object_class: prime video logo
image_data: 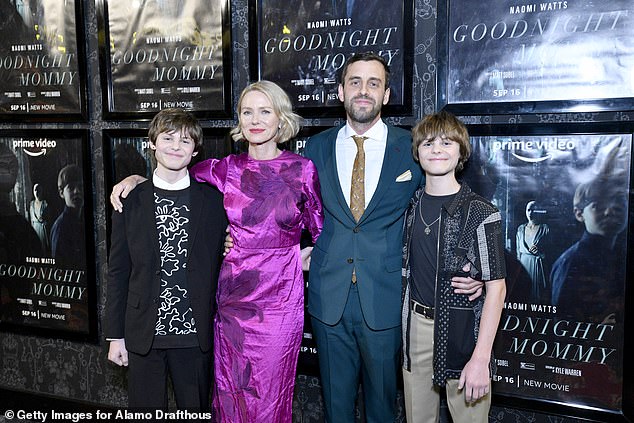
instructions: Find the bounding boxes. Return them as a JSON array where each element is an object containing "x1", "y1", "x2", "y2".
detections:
[
  {"x1": 491, "y1": 137, "x2": 576, "y2": 162},
  {"x1": 12, "y1": 137, "x2": 57, "y2": 157}
]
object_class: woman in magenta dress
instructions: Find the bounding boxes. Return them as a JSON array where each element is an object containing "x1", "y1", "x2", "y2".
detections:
[{"x1": 191, "y1": 81, "x2": 323, "y2": 422}]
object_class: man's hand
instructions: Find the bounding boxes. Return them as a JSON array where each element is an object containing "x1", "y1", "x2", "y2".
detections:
[
  {"x1": 110, "y1": 175, "x2": 147, "y2": 212},
  {"x1": 301, "y1": 246, "x2": 313, "y2": 271},
  {"x1": 458, "y1": 355, "x2": 490, "y2": 402},
  {"x1": 451, "y1": 263, "x2": 484, "y2": 301},
  {"x1": 223, "y1": 226, "x2": 233, "y2": 256},
  {"x1": 108, "y1": 339, "x2": 129, "y2": 367}
]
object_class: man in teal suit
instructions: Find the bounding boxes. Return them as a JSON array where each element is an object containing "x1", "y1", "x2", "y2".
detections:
[
  {"x1": 305, "y1": 52, "x2": 486, "y2": 422},
  {"x1": 304, "y1": 52, "x2": 421, "y2": 422}
]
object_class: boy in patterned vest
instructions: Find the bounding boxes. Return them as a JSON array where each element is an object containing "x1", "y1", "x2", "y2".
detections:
[
  {"x1": 105, "y1": 108, "x2": 226, "y2": 411},
  {"x1": 401, "y1": 111, "x2": 507, "y2": 423}
]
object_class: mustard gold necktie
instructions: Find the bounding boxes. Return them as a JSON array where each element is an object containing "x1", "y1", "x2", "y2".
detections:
[{"x1": 350, "y1": 135, "x2": 368, "y2": 222}]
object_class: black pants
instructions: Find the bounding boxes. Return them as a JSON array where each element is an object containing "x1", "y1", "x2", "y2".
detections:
[{"x1": 128, "y1": 347, "x2": 212, "y2": 411}]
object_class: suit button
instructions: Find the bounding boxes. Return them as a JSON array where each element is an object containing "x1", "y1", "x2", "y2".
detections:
[
  {"x1": 347, "y1": 258, "x2": 353, "y2": 264},
  {"x1": 353, "y1": 227, "x2": 360, "y2": 233}
]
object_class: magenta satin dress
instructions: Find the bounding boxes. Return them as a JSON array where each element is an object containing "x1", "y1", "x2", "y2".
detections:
[{"x1": 190, "y1": 151, "x2": 323, "y2": 423}]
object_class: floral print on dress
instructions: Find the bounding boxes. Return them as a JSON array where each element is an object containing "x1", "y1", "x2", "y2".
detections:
[
  {"x1": 216, "y1": 360, "x2": 261, "y2": 422},
  {"x1": 240, "y1": 161, "x2": 304, "y2": 229},
  {"x1": 216, "y1": 267, "x2": 264, "y2": 352}
]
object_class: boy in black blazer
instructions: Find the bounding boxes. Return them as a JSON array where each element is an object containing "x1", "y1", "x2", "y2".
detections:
[{"x1": 104, "y1": 109, "x2": 226, "y2": 411}]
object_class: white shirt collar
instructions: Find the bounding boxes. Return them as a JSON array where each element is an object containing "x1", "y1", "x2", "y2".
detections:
[
  {"x1": 343, "y1": 119, "x2": 387, "y2": 142},
  {"x1": 152, "y1": 170, "x2": 191, "y2": 190}
]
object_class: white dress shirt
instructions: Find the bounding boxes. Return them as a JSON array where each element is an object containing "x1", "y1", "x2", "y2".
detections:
[{"x1": 336, "y1": 120, "x2": 388, "y2": 208}]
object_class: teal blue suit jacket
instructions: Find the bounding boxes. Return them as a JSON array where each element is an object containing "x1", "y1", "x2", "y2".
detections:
[{"x1": 305, "y1": 124, "x2": 423, "y2": 330}]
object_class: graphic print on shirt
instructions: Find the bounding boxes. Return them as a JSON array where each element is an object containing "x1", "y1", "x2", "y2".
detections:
[{"x1": 154, "y1": 193, "x2": 196, "y2": 336}]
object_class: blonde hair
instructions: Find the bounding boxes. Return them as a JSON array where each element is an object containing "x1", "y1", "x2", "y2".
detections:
[{"x1": 230, "y1": 80, "x2": 302, "y2": 143}]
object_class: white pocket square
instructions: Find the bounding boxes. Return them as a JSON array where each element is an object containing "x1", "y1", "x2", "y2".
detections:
[{"x1": 395, "y1": 170, "x2": 412, "y2": 182}]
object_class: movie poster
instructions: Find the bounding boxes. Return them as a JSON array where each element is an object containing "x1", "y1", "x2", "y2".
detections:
[
  {"x1": 462, "y1": 130, "x2": 631, "y2": 411},
  {"x1": 0, "y1": 0, "x2": 84, "y2": 118},
  {"x1": 254, "y1": 0, "x2": 411, "y2": 113},
  {"x1": 447, "y1": 0, "x2": 634, "y2": 105},
  {"x1": 102, "y1": 0, "x2": 230, "y2": 116},
  {"x1": 0, "y1": 131, "x2": 94, "y2": 337}
]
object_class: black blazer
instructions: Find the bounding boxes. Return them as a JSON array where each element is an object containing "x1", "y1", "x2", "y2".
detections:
[{"x1": 104, "y1": 179, "x2": 226, "y2": 355}]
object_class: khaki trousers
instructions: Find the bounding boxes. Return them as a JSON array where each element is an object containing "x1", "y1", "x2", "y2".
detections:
[{"x1": 403, "y1": 310, "x2": 491, "y2": 423}]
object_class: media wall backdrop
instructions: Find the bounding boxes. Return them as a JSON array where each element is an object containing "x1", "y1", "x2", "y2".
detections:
[
  {"x1": 0, "y1": 130, "x2": 96, "y2": 340},
  {"x1": 0, "y1": 0, "x2": 86, "y2": 120},
  {"x1": 250, "y1": 0, "x2": 413, "y2": 116},
  {"x1": 99, "y1": 0, "x2": 232, "y2": 119},
  {"x1": 463, "y1": 126, "x2": 631, "y2": 413},
  {"x1": 442, "y1": 0, "x2": 634, "y2": 113}
]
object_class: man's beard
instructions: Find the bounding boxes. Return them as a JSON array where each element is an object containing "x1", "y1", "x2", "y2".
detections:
[{"x1": 345, "y1": 96, "x2": 381, "y2": 124}]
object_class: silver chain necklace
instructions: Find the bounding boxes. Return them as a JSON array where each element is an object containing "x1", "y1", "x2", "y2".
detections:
[{"x1": 418, "y1": 198, "x2": 440, "y2": 235}]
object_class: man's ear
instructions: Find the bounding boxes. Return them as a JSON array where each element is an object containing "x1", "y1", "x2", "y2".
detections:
[
  {"x1": 338, "y1": 84, "x2": 344, "y2": 102},
  {"x1": 58, "y1": 187, "x2": 64, "y2": 198},
  {"x1": 573, "y1": 207, "x2": 584, "y2": 223},
  {"x1": 382, "y1": 87, "x2": 391, "y2": 105}
]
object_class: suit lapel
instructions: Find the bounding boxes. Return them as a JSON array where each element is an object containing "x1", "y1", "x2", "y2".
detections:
[
  {"x1": 359, "y1": 128, "x2": 408, "y2": 223},
  {"x1": 323, "y1": 127, "x2": 357, "y2": 223},
  {"x1": 137, "y1": 182, "x2": 161, "y2": 261},
  {"x1": 187, "y1": 179, "x2": 202, "y2": 257}
]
